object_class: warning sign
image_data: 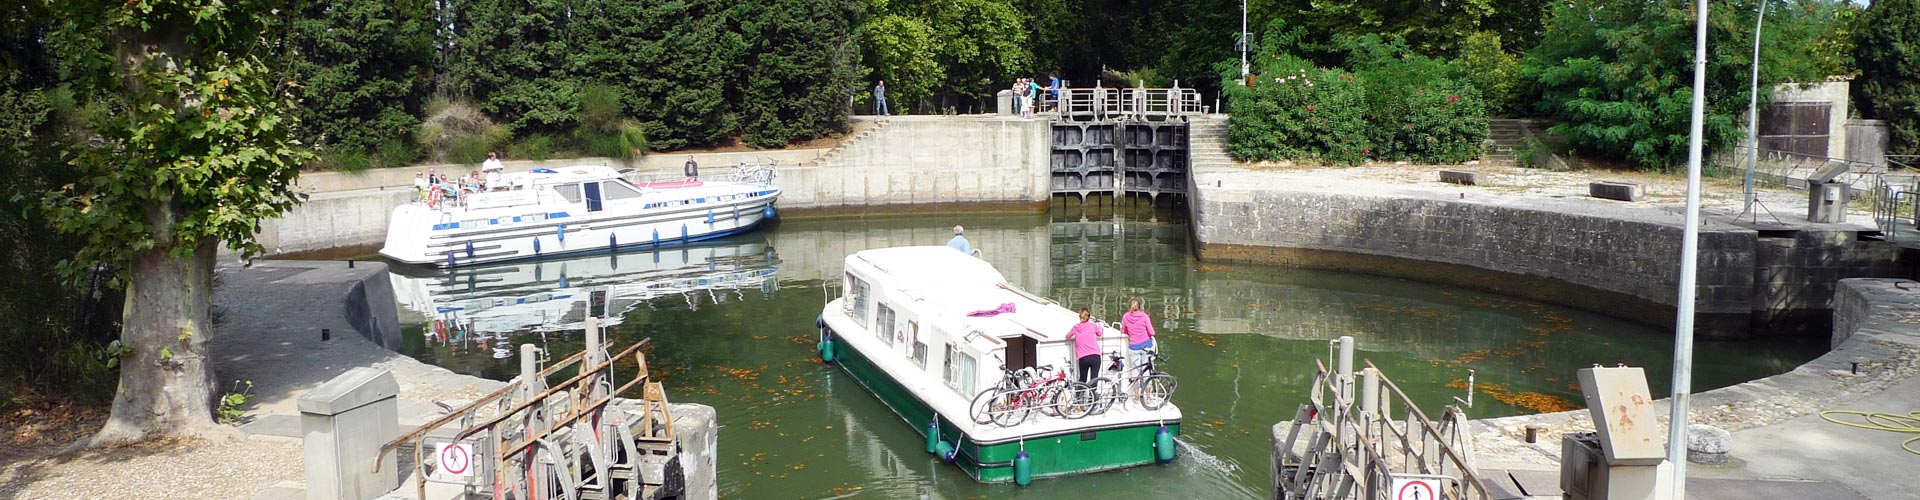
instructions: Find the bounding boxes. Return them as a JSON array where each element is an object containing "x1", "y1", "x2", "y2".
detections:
[
  {"x1": 436, "y1": 442, "x2": 474, "y2": 477},
  {"x1": 1391, "y1": 474, "x2": 1447, "y2": 500}
]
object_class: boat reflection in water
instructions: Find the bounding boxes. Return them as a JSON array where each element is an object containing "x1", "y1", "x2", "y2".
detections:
[{"x1": 390, "y1": 234, "x2": 781, "y2": 359}]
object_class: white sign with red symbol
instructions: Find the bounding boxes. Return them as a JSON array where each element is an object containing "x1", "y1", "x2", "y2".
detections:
[
  {"x1": 1391, "y1": 474, "x2": 1449, "y2": 500},
  {"x1": 436, "y1": 442, "x2": 474, "y2": 477}
]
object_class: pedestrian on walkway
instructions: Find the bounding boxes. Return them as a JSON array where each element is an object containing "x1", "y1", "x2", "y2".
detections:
[
  {"x1": 874, "y1": 80, "x2": 889, "y2": 116},
  {"x1": 1046, "y1": 73, "x2": 1060, "y2": 112}
]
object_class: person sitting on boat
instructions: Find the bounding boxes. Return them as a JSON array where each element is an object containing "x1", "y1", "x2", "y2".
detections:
[
  {"x1": 947, "y1": 225, "x2": 972, "y2": 255},
  {"x1": 1121, "y1": 297, "x2": 1157, "y2": 387},
  {"x1": 413, "y1": 171, "x2": 429, "y2": 199},
  {"x1": 1070, "y1": 308, "x2": 1103, "y2": 385}
]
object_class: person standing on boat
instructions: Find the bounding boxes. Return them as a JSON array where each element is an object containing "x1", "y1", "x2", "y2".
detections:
[
  {"x1": 1121, "y1": 297, "x2": 1156, "y2": 383},
  {"x1": 1070, "y1": 308, "x2": 1102, "y2": 385},
  {"x1": 684, "y1": 155, "x2": 699, "y2": 180},
  {"x1": 482, "y1": 152, "x2": 504, "y2": 191},
  {"x1": 947, "y1": 225, "x2": 972, "y2": 254}
]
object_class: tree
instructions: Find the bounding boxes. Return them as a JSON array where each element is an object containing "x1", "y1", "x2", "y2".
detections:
[
  {"x1": 284, "y1": 0, "x2": 437, "y2": 165},
  {"x1": 1458, "y1": 31, "x2": 1521, "y2": 117},
  {"x1": 731, "y1": 0, "x2": 862, "y2": 147},
  {"x1": 1853, "y1": 0, "x2": 1920, "y2": 156},
  {"x1": 568, "y1": 0, "x2": 742, "y2": 150},
  {"x1": 862, "y1": 14, "x2": 942, "y2": 113},
  {"x1": 42, "y1": 0, "x2": 313, "y2": 445},
  {"x1": 445, "y1": 0, "x2": 578, "y2": 133},
  {"x1": 1521, "y1": 0, "x2": 1840, "y2": 168},
  {"x1": 889, "y1": 0, "x2": 1033, "y2": 108}
]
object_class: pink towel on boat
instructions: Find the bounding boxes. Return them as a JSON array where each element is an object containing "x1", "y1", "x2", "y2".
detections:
[{"x1": 967, "y1": 303, "x2": 1017, "y2": 317}]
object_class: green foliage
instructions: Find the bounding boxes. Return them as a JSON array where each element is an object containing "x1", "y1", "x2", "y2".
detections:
[
  {"x1": 1225, "y1": 23, "x2": 1488, "y2": 166},
  {"x1": 42, "y1": 0, "x2": 316, "y2": 270},
  {"x1": 576, "y1": 122, "x2": 649, "y2": 160},
  {"x1": 567, "y1": 0, "x2": 742, "y2": 150},
  {"x1": 862, "y1": 14, "x2": 942, "y2": 113},
  {"x1": 374, "y1": 138, "x2": 419, "y2": 169},
  {"x1": 1853, "y1": 0, "x2": 1920, "y2": 156},
  {"x1": 318, "y1": 150, "x2": 374, "y2": 173},
  {"x1": 509, "y1": 133, "x2": 556, "y2": 161},
  {"x1": 445, "y1": 0, "x2": 579, "y2": 133},
  {"x1": 418, "y1": 97, "x2": 508, "y2": 164},
  {"x1": 1521, "y1": 0, "x2": 1840, "y2": 169},
  {"x1": 283, "y1": 0, "x2": 435, "y2": 159},
  {"x1": 734, "y1": 0, "x2": 861, "y2": 147},
  {"x1": 216, "y1": 380, "x2": 253, "y2": 424},
  {"x1": 1457, "y1": 32, "x2": 1521, "y2": 117},
  {"x1": 883, "y1": 0, "x2": 1033, "y2": 103},
  {"x1": 1344, "y1": 36, "x2": 1489, "y2": 163}
]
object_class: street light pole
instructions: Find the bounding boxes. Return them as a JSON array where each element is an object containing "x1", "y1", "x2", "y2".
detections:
[
  {"x1": 1670, "y1": 1, "x2": 1710, "y2": 499},
  {"x1": 1744, "y1": 0, "x2": 1771, "y2": 218},
  {"x1": 1239, "y1": 0, "x2": 1249, "y2": 79}
]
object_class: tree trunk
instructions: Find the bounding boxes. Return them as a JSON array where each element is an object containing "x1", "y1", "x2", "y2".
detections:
[{"x1": 87, "y1": 199, "x2": 219, "y2": 446}]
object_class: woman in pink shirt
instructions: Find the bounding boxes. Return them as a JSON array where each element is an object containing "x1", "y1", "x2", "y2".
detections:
[
  {"x1": 1069, "y1": 308, "x2": 1103, "y2": 384},
  {"x1": 1121, "y1": 298, "x2": 1156, "y2": 373}
]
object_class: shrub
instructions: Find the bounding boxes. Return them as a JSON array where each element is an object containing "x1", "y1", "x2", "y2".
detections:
[
  {"x1": 373, "y1": 137, "x2": 419, "y2": 169},
  {"x1": 317, "y1": 149, "x2": 373, "y2": 173},
  {"x1": 1225, "y1": 58, "x2": 1368, "y2": 166},
  {"x1": 418, "y1": 96, "x2": 508, "y2": 164},
  {"x1": 1346, "y1": 36, "x2": 1490, "y2": 164},
  {"x1": 576, "y1": 120, "x2": 649, "y2": 160},
  {"x1": 508, "y1": 133, "x2": 556, "y2": 161}
]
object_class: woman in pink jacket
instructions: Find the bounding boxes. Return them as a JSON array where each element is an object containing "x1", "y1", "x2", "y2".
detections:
[
  {"x1": 1121, "y1": 298, "x2": 1156, "y2": 374},
  {"x1": 1069, "y1": 308, "x2": 1103, "y2": 385}
]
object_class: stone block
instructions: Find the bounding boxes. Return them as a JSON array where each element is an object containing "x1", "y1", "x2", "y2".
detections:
[{"x1": 1687, "y1": 423, "x2": 1733, "y2": 454}]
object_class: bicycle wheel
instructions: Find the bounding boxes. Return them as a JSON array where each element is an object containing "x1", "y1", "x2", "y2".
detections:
[
  {"x1": 992, "y1": 388, "x2": 1033, "y2": 427},
  {"x1": 1036, "y1": 380, "x2": 1068, "y2": 418},
  {"x1": 1058, "y1": 382, "x2": 1094, "y2": 419},
  {"x1": 1082, "y1": 376, "x2": 1114, "y2": 416},
  {"x1": 970, "y1": 388, "x2": 1003, "y2": 425},
  {"x1": 1140, "y1": 373, "x2": 1177, "y2": 410}
]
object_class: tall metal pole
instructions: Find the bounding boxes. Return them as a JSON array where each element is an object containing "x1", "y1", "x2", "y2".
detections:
[
  {"x1": 1239, "y1": 0, "x2": 1249, "y2": 79},
  {"x1": 1744, "y1": 0, "x2": 1770, "y2": 217},
  {"x1": 1670, "y1": 1, "x2": 1710, "y2": 498}
]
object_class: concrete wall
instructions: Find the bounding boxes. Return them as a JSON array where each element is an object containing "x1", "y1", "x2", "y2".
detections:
[
  {"x1": 1188, "y1": 185, "x2": 1759, "y2": 336},
  {"x1": 1755, "y1": 230, "x2": 1906, "y2": 334},
  {"x1": 766, "y1": 218, "x2": 1053, "y2": 293},
  {"x1": 296, "y1": 151, "x2": 826, "y2": 194},
  {"x1": 670, "y1": 403, "x2": 719, "y2": 500},
  {"x1": 769, "y1": 116, "x2": 1052, "y2": 212},
  {"x1": 255, "y1": 189, "x2": 413, "y2": 256}
]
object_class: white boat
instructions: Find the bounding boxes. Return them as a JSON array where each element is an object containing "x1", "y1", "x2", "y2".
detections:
[
  {"x1": 379, "y1": 164, "x2": 780, "y2": 267},
  {"x1": 817, "y1": 246, "x2": 1181, "y2": 484}
]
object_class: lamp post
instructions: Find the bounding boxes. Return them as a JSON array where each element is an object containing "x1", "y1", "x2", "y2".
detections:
[
  {"x1": 1743, "y1": 0, "x2": 1771, "y2": 218},
  {"x1": 1239, "y1": 0, "x2": 1249, "y2": 79},
  {"x1": 1670, "y1": 1, "x2": 1711, "y2": 499}
]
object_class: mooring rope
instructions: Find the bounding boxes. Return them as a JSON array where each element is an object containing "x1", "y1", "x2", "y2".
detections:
[{"x1": 1819, "y1": 410, "x2": 1920, "y2": 455}]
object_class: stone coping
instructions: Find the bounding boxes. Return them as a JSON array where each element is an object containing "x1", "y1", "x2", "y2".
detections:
[{"x1": 1467, "y1": 278, "x2": 1920, "y2": 469}]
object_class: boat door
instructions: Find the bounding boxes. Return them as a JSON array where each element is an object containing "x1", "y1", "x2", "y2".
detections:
[
  {"x1": 584, "y1": 181, "x2": 604, "y2": 212},
  {"x1": 1003, "y1": 335, "x2": 1038, "y2": 371}
]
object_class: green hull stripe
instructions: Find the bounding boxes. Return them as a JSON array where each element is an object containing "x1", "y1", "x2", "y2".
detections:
[{"x1": 827, "y1": 330, "x2": 1180, "y2": 483}]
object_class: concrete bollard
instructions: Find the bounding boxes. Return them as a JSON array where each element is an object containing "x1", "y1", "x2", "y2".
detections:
[{"x1": 299, "y1": 367, "x2": 401, "y2": 500}]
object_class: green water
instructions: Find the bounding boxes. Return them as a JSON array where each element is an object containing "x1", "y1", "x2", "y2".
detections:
[{"x1": 394, "y1": 203, "x2": 1822, "y2": 499}]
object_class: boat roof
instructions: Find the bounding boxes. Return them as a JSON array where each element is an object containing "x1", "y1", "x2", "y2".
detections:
[
  {"x1": 849, "y1": 247, "x2": 1095, "y2": 345},
  {"x1": 504, "y1": 165, "x2": 622, "y2": 185}
]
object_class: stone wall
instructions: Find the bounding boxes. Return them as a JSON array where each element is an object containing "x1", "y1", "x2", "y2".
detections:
[
  {"x1": 1189, "y1": 186, "x2": 1759, "y2": 336},
  {"x1": 772, "y1": 116, "x2": 1052, "y2": 213},
  {"x1": 1755, "y1": 230, "x2": 1907, "y2": 335}
]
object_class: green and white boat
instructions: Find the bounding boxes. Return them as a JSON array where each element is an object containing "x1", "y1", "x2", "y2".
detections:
[{"x1": 816, "y1": 246, "x2": 1181, "y2": 484}]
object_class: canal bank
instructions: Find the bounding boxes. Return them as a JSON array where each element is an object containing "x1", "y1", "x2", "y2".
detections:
[
  {"x1": 212, "y1": 260, "x2": 720, "y2": 499},
  {"x1": 1462, "y1": 278, "x2": 1920, "y2": 499},
  {"x1": 1185, "y1": 165, "x2": 1911, "y2": 338}
]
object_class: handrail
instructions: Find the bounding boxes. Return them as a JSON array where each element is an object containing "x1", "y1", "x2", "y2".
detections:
[{"x1": 1283, "y1": 358, "x2": 1491, "y2": 499}]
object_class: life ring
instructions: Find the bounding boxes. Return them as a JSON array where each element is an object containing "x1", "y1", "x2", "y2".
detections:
[{"x1": 427, "y1": 186, "x2": 443, "y2": 208}]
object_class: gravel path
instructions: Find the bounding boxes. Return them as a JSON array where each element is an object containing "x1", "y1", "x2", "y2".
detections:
[{"x1": 0, "y1": 436, "x2": 303, "y2": 500}]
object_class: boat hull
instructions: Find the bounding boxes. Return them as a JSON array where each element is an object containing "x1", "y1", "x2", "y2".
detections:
[
  {"x1": 379, "y1": 194, "x2": 776, "y2": 267},
  {"x1": 824, "y1": 327, "x2": 1179, "y2": 483}
]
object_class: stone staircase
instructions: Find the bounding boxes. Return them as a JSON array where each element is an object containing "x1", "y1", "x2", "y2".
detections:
[
  {"x1": 1188, "y1": 116, "x2": 1233, "y2": 173},
  {"x1": 803, "y1": 118, "x2": 891, "y2": 167},
  {"x1": 1484, "y1": 119, "x2": 1536, "y2": 164}
]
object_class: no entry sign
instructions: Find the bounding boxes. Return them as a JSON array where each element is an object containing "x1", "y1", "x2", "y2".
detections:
[{"x1": 1391, "y1": 474, "x2": 1449, "y2": 500}]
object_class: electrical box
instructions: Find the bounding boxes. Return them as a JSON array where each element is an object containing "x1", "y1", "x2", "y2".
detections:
[
  {"x1": 1576, "y1": 366, "x2": 1665, "y2": 465},
  {"x1": 1808, "y1": 181, "x2": 1850, "y2": 223}
]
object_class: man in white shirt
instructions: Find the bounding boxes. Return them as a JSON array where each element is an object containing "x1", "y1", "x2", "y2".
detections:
[{"x1": 482, "y1": 152, "x2": 504, "y2": 191}]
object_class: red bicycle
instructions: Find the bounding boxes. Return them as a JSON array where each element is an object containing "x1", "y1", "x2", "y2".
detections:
[{"x1": 970, "y1": 364, "x2": 1071, "y2": 427}]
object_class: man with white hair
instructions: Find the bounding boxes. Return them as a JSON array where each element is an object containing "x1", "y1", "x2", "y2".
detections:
[{"x1": 947, "y1": 225, "x2": 972, "y2": 255}]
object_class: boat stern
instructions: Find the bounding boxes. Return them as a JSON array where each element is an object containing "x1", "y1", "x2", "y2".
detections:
[{"x1": 378, "y1": 204, "x2": 438, "y2": 265}]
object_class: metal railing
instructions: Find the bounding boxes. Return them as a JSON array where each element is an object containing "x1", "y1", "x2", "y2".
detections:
[
  {"x1": 1715, "y1": 145, "x2": 1882, "y2": 191},
  {"x1": 1275, "y1": 359, "x2": 1490, "y2": 500},
  {"x1": 377, "y1": 334, "x2": 677, "y2": 500},
  {"x1": 1046, "y1": 85, "x2": 1208, "y2": 122},
  {"x1": 621, "y1": 160, "x2": 779, "y2": 187}
]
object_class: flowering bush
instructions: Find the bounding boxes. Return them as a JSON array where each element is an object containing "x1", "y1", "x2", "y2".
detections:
[
  {"x1": 1225, "y1": 55, "x2": 1368, "y2": 165},
  {"x1": 1223, "y1": 28, "x2": 1490, "y2": 166}
]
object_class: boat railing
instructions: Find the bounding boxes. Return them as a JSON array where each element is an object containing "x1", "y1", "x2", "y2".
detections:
[{"x1": 621, "y1": 161, "x2": 780, "y2": 187}]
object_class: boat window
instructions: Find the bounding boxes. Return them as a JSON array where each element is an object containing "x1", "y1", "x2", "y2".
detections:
[
  {"x1": 553, "y1": 183, "x2": 583, "y2": 203},
  {"x1": 876, "y1": 304, "x2": 896, "y2": 346},
  {"x1": 602, "y1": 181, "x2": 644, "y2": 200},
  {"x1": 944, "y1": 343, "x2": 976, "y2": 396},
  {"x1": 849, "y1": 275, "x2": 869, "y2": 325},
  {"x1": 909, "y1": 321, "x2": 927, "y2": 368}
]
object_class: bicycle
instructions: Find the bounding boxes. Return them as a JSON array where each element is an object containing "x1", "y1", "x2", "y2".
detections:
[
  {"x1": 969, "y1": 364, "x2": 1071, "y2": 427},
  {"x1": 1087, "y1": 348, "x2": 1177, "y2": 414}
]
